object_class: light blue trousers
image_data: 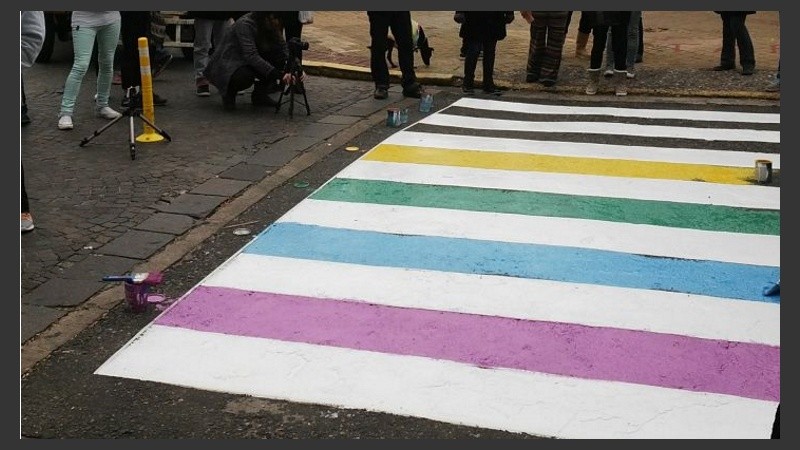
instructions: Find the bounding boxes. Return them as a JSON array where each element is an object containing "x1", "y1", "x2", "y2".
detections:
[{"x1": 59, "y1": 21, "x2": 121, "y2": 116}]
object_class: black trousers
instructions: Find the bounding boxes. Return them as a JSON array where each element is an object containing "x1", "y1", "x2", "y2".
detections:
[
  {"x1": 120, "y1": 11, "x2": 152, "y2": 91},
  {"x1": 590, "y1": 23, "x2": 628, "y2": 71},
  {"x1": 463, "y1": 37, "x2": 498, "y2": 89},
  {"x1": 226, "y1": 66, "x2": 280, "y2": 100},
  {"x1": 22, "y1": 163, "x2": 29, "y2": 214},
  {"x1": 367, "y1": 11, "x2": 417, "y2": 89},
  {"x1": 719, "y1": 12, "x2": 755, "y2": 69}
]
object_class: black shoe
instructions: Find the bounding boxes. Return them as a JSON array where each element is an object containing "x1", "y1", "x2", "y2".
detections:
[
  {"x1": 121, "y1": 92, "x2": 168, "y2": 108},
  {"x1": 525, "y1": 73, "x2": 539, "y2": 83},
  {"x1": 712, "y1": 64, "x2": 735, "y2": 71},
  {"x1": 402, "y1": 82, "x2": 423, "y2": 99},
  {"x1": 21, "y1": 112, "x2": 31, "y2": 126},
  {"x1": 482, "y1": 85, "x2": 502, "y2": 96},
  {"x1": 741, "y1": 66, "x2": 754, "y2": 76},
  {"x1": 374, "y1": 87, "x2": 388, "y2": 99},
  {"x1": 462, "y1": 85, "x2": 475, "y2": 95},
  {"x1": 540, "y1": 78, "x2": 556, "y2": 87}
]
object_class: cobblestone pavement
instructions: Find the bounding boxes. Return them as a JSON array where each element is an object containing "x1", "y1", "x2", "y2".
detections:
[{"x1": 20, "y1": 10, "x2": 780, "y2": 347}]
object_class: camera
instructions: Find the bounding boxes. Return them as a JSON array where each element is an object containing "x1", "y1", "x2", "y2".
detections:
[{"x1": 288, "y1": 37, "x2": 309, "y2": 53}]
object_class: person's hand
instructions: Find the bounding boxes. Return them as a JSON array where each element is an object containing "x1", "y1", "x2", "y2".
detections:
[
  {"x1": 283, "y1": 71, "x2": 308, "y2": 85},
  {"x1": 520, "y1": 11, "x2": 533, "y2": 24}
]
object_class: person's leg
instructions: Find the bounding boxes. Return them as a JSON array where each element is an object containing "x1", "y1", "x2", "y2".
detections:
[
  {"x1": 21, "y1": 75, "x2": 30, "y2": 125},
  {"x1": 388, "y1": 11, "x2": 418, "y2": 92},
  {"x1": 223, "y1": 65, "x2": 257, "y2": 110},
  {"x1": 21, "y1": 163, "x2": 29, "y2": 215},
  {"x1": 120, "y1": 12, "x2": 151, "y2": 93},
  {"x1": 636, "y1": 14, "x2": 644, "y2": 62},
  {"x1": 625, "y1": 11, "x2": 641, "y2": 74},
  {"x1": 718, "y1": 13, "x2": 735, "y2": 69},
  {"x1": 527, "y1": 18, "x2": 545, "y2": 81},
  {"x1": 589, "y1": 25, "x2": 609, "y2": 70},
  {"x1": 59, "y1": 25, "x2": 98, "y2": 118},
  {"x1": 603, "y1": 27, "x2": 614, "y2": 75},
  {"x1": 731, "y1": 13, "x2": 755, "y2": 72},
  {"x1": 94, "y1": 20, "x2": 121, "y2": 110},
  {"x1": 611, "y1": 23, "x2": 629, "y2": 95},
  {"x1": 367, "y1": 12, "x2": 391, "y2": 92},
  {"x1": 481, "y1": 38, "x2": 498, "y2": 93},
  {"x1": 462, "y1": 38, "x2": 481, "y2": 92},
  {"x1": 540, "y1": 13, "x2": 568, "y2": 84},
  {"x1": 575, "y1": 11, "x2": 592, "y2": 58},
  {"x1": 193, "y1": 18, "x2": 215, "y2": 82},
  {"x1": 21, "y1": 163, "x2": 33, "y2": 232},
  {"x1": 284, "y1": 18, "x2": 304, "y2": 63}
]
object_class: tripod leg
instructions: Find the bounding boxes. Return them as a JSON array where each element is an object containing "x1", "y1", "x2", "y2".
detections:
[
  {"x1": 129, "y1": 114, "x2": 136, "y2": 160},
  {"x1": 275, "y1": 82, "x2": 286, "y2": 113},
  {"x1": 288, "y1": 88, "x2": 295, "y2": 117},
  {"x1": 299, "y1": 82, "x2": 311, "y2": 116},
  {"x1": 79, "y1": 114, "x2": 125, "y2": 147},
  {"x1": 137, "y1": 114, "x2": 172, "y2": 142}
]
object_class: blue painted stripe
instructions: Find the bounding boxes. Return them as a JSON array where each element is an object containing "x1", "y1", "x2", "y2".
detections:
[{"x1": 244, "y1": 223, "x2": 780, "y2": 304}]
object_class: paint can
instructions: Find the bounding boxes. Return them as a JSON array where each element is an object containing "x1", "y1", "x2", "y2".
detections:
[
  {"x1": 124, "y1": 281, "x2": 152, "y2": 312},
  {"x1": 419, "y1": 93, "x2": 434, "y2": 113},
  {"x1": 386, "y1": 108, "x2": 401, "y2": 127},
  {"x1": 399, "y1": 107, "x2": 409, "y2": 124},
  {"x1": 755, "y1": 159, "x2": 773, "y2": 184}
]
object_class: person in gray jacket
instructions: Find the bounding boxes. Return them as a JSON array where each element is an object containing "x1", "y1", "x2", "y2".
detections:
[
  {"x1": 21, "y1": 11, "x2": 45, "y2": 233},
  {"x1": 205, "y1": 11, "x2": 306, "y2": 110}
]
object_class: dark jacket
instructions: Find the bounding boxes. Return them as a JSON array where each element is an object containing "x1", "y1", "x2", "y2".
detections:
[
  {"x1": 204, "y1": 12, "x2": 289, "y2": 96},
  {"x1": 456, "y1": 11, "x2": 514, "y2": 41},
  {"x1": 584, "y1": 11, "x2": 632, "y2": 27},
  {"x1": 186, "y1": 11, "x2": 246, "y2": 21}
]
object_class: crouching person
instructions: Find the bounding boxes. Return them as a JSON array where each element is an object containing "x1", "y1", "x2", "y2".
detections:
[{"x1": 205, "y1": 11, "x2": 306, "y2": 110}]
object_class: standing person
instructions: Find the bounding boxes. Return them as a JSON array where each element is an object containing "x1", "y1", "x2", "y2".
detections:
[
  {"x1": 712, "y1": 11, "x2": 756, "y2": 75},
  {"x1": 187, "y1": 11, "x2": 245, "y2": 97},
  {"x1": 456, "y1": 11, "x2": 514, "y2": 96},
  {"x1": 367, "y1": 11, "x2": 424, "y2": 100},
  {"x1": 56, "y1": 11, "x2": 122, "y2": 130},
  {"x1": 603, "y1": 11, "x2": 643, "y2": 79},
  {"x1": 521, "y1": 11, "x2": 569, "y2": 86},
  {"x1": 278, "y1": 11, "x2": 313, "y2": 64},
  {"x1": 149, "y1": 11, "x2": 173, "y2": 79},
  {"x1": 118, "y1": 11, "x2": 168, "y2": 108},
  {"x1": 205, "y1": 11, "x2": 305, "y2": 111},
  {"x1": 584, "y1": 11, "x2": 631, "y2": 96},
  {"x1": 566, "y1": 11, "x2": 593, "y2": 59},
  {"x1": 21, "y1": 10, "x2": 45, "y2": 232}
]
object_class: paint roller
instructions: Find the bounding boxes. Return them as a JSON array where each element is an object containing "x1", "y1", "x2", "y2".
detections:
[{"x1": 102, "y1": 272, "x2": 163, "y2": 285}]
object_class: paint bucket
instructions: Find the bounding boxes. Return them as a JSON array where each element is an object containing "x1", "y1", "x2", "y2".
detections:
[
  {"x1": 399, "y1": 107, "x2": 409, "y2": 124},
  {"x1": 386, "y1": 108, "x2": 401, "y2": 127},
  {"x1": 419, "y1": 93, "x2": 434, "y2": 113},
  {"x1": 755, "y1": 159, "x2": 773, "y2": 184},
  {"x1": 124, "y1": 282, "x2": 151, "y2": 312}
]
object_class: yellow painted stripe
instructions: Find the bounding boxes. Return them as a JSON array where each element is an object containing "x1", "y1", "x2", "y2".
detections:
[{"x1": 364, "y1": 144, "x2": 767, "y2": 185}]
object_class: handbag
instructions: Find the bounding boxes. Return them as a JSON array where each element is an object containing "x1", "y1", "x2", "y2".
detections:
[{"x1": 298, "y1": 11, "x2": 314, "y2": 24}]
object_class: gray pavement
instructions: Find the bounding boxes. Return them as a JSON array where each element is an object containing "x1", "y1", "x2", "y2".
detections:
[{"x1": 21, "y1": 10, "x2": 781, "y2": 372}]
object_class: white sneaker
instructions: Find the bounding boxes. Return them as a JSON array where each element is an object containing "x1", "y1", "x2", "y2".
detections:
[
  {"x1": 57, "y1": 115, "x2": 73, "y2": 130},
  {"x1": 96, "y1": 106, "x2": 122, "y2": 120},
  {"x1": 626, "y1": 70, "x2": 636, "y2": 79},
  {"x1": 603, "y1": 69, "x2": 614, "y2": 77}
]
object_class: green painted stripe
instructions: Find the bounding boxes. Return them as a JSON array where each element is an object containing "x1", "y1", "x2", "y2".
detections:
[
  {"x1": 363, "y1": 144, "x2": 774, "y2": 185},
  {"x1": 311, "y1": 179, "x2": 779, "y2": 236}
]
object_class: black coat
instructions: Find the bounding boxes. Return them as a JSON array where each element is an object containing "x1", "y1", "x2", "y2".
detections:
[{"x1": 457, "y1": 11, "x2": 514, "y2": 41}]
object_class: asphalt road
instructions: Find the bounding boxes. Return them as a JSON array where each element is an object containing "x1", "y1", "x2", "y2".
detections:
[{"x1": 21, "y1": 85, "x2": 779, "y2": 438}]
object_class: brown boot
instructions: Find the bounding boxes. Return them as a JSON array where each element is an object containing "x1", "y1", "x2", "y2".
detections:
[
  {"x1": 614, "y1": 70, "x2": 628, "y2": 96},
  {"x1": 575, "y1": 31, "x2": 590, "y2": 58},
  {"x1": 585, "y1": 69, "x2": 601, "y2": 95}
]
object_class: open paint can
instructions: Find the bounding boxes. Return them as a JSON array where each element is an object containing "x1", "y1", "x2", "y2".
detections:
[{"x1": 755, "y1": 159, "x2": 773, "y2": 184}]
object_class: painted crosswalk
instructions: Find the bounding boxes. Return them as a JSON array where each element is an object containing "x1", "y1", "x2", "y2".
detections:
[{"x1": 96, "y1": 98, "x2": 780, "y2": 439}]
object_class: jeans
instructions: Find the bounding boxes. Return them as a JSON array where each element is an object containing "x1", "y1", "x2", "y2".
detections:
[
  {"x1": 194, "y1": 18, "x2": 229, "y2": 81},
  {"x1": 59, "y1": 21, "x2": 121, "y2": 116}
]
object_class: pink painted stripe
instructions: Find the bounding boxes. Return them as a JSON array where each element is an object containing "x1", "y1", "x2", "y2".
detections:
[{"x1": 156, "y1": 286, "x2": 780, "y2": 402}]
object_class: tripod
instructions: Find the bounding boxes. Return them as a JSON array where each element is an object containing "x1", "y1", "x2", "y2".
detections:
[
  {"x1": 276, "y1": 55, "x2": 311, "y2": 117},
  {"x1": 79, "y1": 87, "x2": 171, "y2": 160}
]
